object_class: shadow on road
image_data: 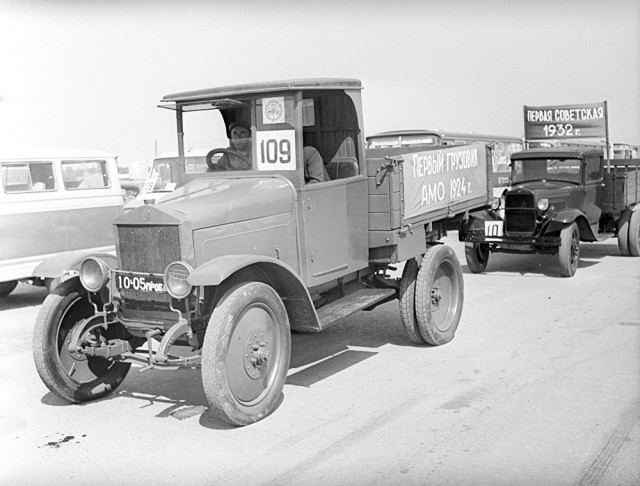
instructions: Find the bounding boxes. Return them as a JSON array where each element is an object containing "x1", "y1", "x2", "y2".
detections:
[
  {"x1": 33, "y1": 302, "x2": 437, "y2": 429},
  {"x1": 462, "y1": 239, "x2": 625, "y2": 277},
  {"x1": 0, "y1": 283, "x2": 48, "y2": 311}
]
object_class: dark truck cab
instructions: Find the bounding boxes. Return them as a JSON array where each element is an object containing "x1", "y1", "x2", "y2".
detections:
[
  {"x1": 32, "y1": 79, "x2": 493, "y2": 426},
  {"x1": 460, "y1": 147, "x2": 640, "y2": 276}
]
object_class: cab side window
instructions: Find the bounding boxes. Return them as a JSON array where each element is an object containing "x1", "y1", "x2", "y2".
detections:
[
  {"x1": 585, "y1": 156, "x2": 601, "y2": 181},
  {"x1": 303, "y1": 92, "x2": 360, "y2": 181},
  {"x1": 1, "y1": 162, "x2": 56, "y2": 193},
  {"x1": 62, "y1": 160, "x2": 110, "y2": 189}
]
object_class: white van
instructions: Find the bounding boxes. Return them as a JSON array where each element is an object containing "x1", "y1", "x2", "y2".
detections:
[{"x1": 0, "y1": 148, "x2": 124, "y2": 297}]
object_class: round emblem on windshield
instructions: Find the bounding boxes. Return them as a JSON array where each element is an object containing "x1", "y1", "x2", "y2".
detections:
[
  {"x1": 142, "y1": 208, "x2": 151, "y2": 221},
  {"x1": 265, "y1": 99, "x2": 283, "y2": 123}
]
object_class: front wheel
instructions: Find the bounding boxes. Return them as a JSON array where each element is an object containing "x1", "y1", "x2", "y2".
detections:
[
  {"x1": 558, "y1": 222, "x2": 580, "y2": 277},
  {"x1": 32, "y1": 279, "x2": 131, "y2": 402},
  {"x1": 628, "y1": 209, "x2": 640, "y2": 256},
  {"x1": 414, "y1": 245, "x2": 464, "y2": 345},
  {"x1": 464, "y1": 242, "x2": 490, "y2": 273},
  {"x1": 201, "y1": 282, "x2": 291, "y2": 426}
]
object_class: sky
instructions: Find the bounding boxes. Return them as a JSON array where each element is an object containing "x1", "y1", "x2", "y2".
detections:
[{"x1": 1, "y1": 0, "x2": 638, "y2": 169}]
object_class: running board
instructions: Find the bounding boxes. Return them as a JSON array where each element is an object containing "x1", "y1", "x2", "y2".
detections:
[{"x1": 317, "y1": 288, "x2": 396, "y2": 331}]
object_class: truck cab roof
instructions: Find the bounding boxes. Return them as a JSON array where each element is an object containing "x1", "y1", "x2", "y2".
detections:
[{"x1": 160, "y1": 78, "x2": 363, "y2": 108}]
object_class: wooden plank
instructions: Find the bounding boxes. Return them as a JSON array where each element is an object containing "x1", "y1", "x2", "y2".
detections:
[
  {"x1": 369, "y1": 192, "x2": 401, "y2": 213},
  {"x1": 367, "y1": 174, "x2": 400, "y2": 194},
  {"x1": 369, "y1": 211, "x2": 401, "y2": 231}
]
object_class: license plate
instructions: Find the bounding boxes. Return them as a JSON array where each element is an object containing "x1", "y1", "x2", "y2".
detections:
[
  {"x1": 115, "y1": 273, "x2": 166, "y2": 293},
  {"x1": 484, "y1": 220, "x2": 504, "y2": 239}
]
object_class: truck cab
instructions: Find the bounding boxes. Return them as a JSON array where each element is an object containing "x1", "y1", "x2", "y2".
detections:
[{"x1": 460, "y1": 147, "x2": 640, "y2": 276}]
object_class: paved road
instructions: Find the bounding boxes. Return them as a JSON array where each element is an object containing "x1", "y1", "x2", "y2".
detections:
[{"x1": 1, "y1": 235, "x2": 639, "y2": 485}]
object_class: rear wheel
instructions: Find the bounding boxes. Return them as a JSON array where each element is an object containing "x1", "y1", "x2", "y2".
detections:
[
  {"x1": 201, "y1": 282, "x2": 291, "y2": 426},
  {"x1": 414, "y1": 245, "x2": 464, "y2": 345},
  {"x1": 465, "y1": 242, "x2": 490, "y2": 273},
  {"x1": 628, "y1": 209, "x2": 640, "y2": 256},
  {"x1": 399, "y1": 257, "x2": 426, "y2": 345},
  {"x1": 617, "y1": 209, "x2": 632, "y2": 256},
  {"x1": 558, "y1": 223, "x2": 580, "y2": 277},
  {"x1": 32, "y1": 279, "x2": 131, "y2": 402},
  {"x1": 0, "y1": 280, "x2": 18, "y2": 297}
]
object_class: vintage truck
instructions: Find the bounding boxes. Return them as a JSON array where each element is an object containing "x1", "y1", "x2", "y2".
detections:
[
  {"x1": 32, "y1": 78, "x2": 493, "y2": 426},
  {"x1": 459, "y1": 146, "x2": 640, "y2": 277}
]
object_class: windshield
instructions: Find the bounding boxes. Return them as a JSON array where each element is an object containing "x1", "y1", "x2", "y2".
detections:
[
  {"x1": 141, "y1": 156, "x2": 210, "y2": 194},
  {"x1": 367, "y1": 134, "x2": 440, "y2": 149},
  {"x1": 142, "y1": 160, "x2": 174, "y2": 193},
  {"x1": 511, "y1": 158, "x2": 581, "y2": 184},
  {"x1": 400, "y1": 135, "x2": 440, "y2": 146}
]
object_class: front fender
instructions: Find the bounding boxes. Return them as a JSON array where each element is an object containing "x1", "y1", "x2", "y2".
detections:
[
  {"x1": 459, "y1": 209, "x2": 500, "y2": 241},
  {"x1": 188, "y1": 255, "x2": 295, "y2": 286},
  {"x1": 189, "y1": 255, "x2": 320, "y2": 333},
  {"x1": 33, "y1": 249, "x2": 117, "y2": 279},
  {"x1": 546, "y1": 209, "x2": 596, "y2": 241}
]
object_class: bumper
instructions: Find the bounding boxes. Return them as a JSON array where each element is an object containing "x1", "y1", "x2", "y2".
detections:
[{"x1": 459, "y1": 212, "x2": 561, "y2": 251}]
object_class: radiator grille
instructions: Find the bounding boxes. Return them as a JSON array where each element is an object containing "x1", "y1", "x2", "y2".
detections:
[
  {"x1": 117, "y1": 225, "x2": 181, "y2": 273},
  {"x1": 116, "y1": 224, "x2": 181, "y2": 314},
  {"x1": 505, "y1": 193, "x2": 535, "y2": 234}
]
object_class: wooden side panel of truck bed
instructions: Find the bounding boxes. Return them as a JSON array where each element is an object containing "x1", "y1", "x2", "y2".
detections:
[
  {"x1": 366, "y1": 143, "x2": 491, "y2": 250},
  {"x1": 601, "y1": 159, "x2": 640, "y2": 216}
]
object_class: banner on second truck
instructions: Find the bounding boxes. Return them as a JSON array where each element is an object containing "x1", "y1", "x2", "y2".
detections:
[{"x1": 523, "y1": 102, "x2": 607, "y2": 141}]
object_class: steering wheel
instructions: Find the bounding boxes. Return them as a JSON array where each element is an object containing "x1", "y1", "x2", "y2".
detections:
[{"x1": 205, "y1": 148, "x2": 250, "y2": 171}]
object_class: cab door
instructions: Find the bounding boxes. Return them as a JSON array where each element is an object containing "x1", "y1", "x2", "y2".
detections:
[
  {"x1": 300, "y1": 177, "x2": 369, "y2": 287},
  {"x1": 582, "y1": 156, "x2": 604, "y2": 229}
]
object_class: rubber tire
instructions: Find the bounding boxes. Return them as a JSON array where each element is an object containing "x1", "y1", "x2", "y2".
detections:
[
  {"x1": 617, "y1": 209, "x2": 632, "y2": 256},
  {"x1": 398, "y1": 257, "x2": 427, "y2": 345},
  {"x1": 32, "y1": 279, "x2": 131, "y2": 402},
  {"x1": 0, "y1": 280, "x2": 18, "y2": 297},
  {"x1": 201, "y1": 282, "x2": 291, "y2": 426},
  {"x1": 415, "y1": 245, "x2": 464, "y2": 346},
  {"x1": 465, "y1": 242, "x2": 490, "y2": 273},
  {"x1": 628, "y1": 209, "x2": 640, "y2": 256},
  {"x1": 558, "y1": 223, "x2": 580, "y2": 277}
]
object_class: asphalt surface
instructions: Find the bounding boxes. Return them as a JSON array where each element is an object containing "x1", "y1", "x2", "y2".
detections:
[{"x1": 1, "y1": 234, "x2": 639, "y2": 485}]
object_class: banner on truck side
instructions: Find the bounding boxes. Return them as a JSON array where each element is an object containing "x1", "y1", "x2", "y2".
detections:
[
  {"x1": 523, "y1": 102, "x2": 607, "y2": 140},
  {"x1": 402, "y1": 143, "x2": 488, "y2": 221}
]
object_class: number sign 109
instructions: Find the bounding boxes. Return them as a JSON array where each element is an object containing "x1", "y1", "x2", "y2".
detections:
[{"x1": 256, "y1": 130, "x2": 297, "y2": 171}]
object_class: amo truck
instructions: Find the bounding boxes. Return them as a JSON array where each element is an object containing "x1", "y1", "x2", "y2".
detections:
[{"x1": 32, "y1": 78, "x2": 492, "y2": 426}]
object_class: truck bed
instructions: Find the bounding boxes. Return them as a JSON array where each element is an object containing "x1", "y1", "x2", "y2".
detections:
[{"x1": 601, "y1": 159, "x2": 640, "y2": 216}]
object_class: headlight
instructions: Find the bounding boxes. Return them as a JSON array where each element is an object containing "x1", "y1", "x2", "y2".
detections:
[
  {"x1": 537, "y1": 198, "x2": 550, "y2": 211},
  {"x1": 79, "y1": 257, "x2": 110, "y2": 292},
  {"x1": 163, "y1": 261, "x2": 193, "y2": 299},
  {"x1": 490, "y1": 197, "x2": 501, "y2": 211}
]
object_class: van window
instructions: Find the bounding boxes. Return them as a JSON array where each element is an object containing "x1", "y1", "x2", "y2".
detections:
[
  {"x1": 62, "y1": 160, "x2": 110, "y2": 190},
  {"x1": 1, "y1": 162, "x2": 56, "y2": 193}
]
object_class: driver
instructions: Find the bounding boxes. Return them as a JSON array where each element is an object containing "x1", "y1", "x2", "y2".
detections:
[{"x1": 210, "y1": 120, "x2": 252, "y2": 171}]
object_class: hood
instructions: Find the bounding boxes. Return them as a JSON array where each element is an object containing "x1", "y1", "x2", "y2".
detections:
[
  {"x1": 150, "y1": 176, "x2": 296, "y2": 230},
  {"x1": 508, "y1": 181, "x2": 573, "y2": 210}
]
